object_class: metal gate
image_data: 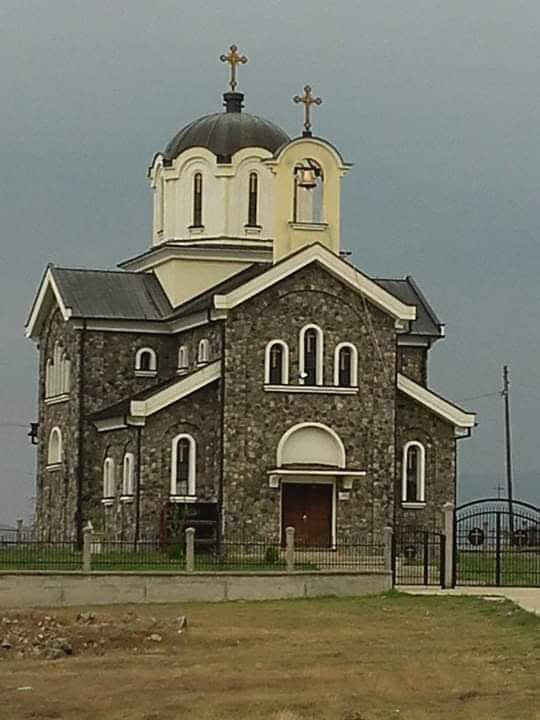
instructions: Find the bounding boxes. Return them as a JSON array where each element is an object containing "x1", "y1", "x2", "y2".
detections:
[
  {"x1": 454, "y1": 499, "x2": 540, "y2": 587},
  {"x1": 393, "y1": 527, "x2": 445, "y2": 586}
]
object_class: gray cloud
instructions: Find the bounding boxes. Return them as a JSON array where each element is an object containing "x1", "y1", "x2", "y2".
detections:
[{"x1": 1, "y1": 0, "x2": 539, "y2": 523}]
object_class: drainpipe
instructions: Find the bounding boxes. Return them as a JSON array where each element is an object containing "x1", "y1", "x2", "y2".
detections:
[
  {"x1": 135, "y1": 425, "x2": 142, "y2": 547},
  {"x1": 76, "y1": 319, "x2": 87, "y2": 548},
  {"x1": 218, "y1": 320, "x2": 226, "y2": 546}
]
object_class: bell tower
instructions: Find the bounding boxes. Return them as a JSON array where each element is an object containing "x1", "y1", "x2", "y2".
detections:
[{"x1": 265, "y1": 85, "x2": 351, "y2": 262}]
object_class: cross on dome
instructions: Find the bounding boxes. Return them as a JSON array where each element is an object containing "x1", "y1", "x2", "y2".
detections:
[
  {"x1": 293, "y1": 85, "x2": 322, "y2": 136},
  {"x1": 219, "y1": 44, "x2": 248, "y2": 92}
]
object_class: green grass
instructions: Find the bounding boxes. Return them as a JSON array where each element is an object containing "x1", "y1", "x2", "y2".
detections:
[{"x1": 456, "y1": 550, "x2": 540, "y2": 586}]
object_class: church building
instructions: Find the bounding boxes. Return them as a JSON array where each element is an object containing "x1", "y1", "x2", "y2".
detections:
[{"x1": 25, "y1": 47, "x2": 475, "y2": 546}]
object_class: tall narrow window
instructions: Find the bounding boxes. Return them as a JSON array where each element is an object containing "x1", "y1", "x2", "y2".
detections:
[
  {"x1": 264, "y1": 340, "x2": 289, "y2": 385},
  {"x1": 193, "y1": 172, "x2": 203, "y2": 227},
  {"x1": 402, "y1": 442, "x2": 426, "y2": 505},
  {"x1": 47, "y1": 427, "x2": 62, "y2": 466},
  {"x1": 171, "y1": 434, "x2": 196, "y2": 497},
  {"x1": 122, "y1": 453, "x2": 135, "y2": 497},
  {"x1": 334, "y1": 343, "x2": 358, "y2": 387},
  {"x1": 304, "y1": 330, "x2": 318, "y2": 385},
  {"x1": 103, "y1": 457, "x2": 115, "y2": 502},
  {"x1": 299, "y1": 325, "x2": 323, "y2": 385},
  {"x1": 247, "y1": 172, "x2": 258, "y2": 226}
]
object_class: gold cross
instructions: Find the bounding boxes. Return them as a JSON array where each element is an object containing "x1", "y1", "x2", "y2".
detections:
[
  {"x1": 293, "y1": 85, "x2": 322, "y2": 135},
  {"x1": 220, "y1": 44, "x2": 248, "y2": 92}
]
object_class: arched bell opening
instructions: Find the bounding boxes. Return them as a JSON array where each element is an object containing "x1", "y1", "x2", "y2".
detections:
[{"x1": 292, "y1": 158, "x2": 324, "y2": 224}]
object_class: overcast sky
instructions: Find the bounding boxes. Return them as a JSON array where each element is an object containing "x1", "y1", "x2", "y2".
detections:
[{"x1": 1, "y1": 1, "x2": 539, "y2": 525}]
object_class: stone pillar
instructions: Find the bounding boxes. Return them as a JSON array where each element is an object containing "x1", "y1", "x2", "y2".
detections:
[
  {"x1": 185, "y1": 527, "x2": 195, "y2": 573},
  {"x1": 16, "y1": 519, "x2": 23, "y2": 544},
  {"x1": 383, "y1": 526, "x2": 393, "y2": 573},
  {"x1": 82, "y1": 524, "x2": 93, "y2": 573},
  {"x1": 442, "y1": 502, "x2": 454, "y2": 589},
  {"x1": 286, "y1": 526, "x2": 295, "y2": 572}
]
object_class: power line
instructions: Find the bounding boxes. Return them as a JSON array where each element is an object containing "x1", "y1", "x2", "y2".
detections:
[{"x1": 459, "y1": 391, "x2": 501, "y2": 402}]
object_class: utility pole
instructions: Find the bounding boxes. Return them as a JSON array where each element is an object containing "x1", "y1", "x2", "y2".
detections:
[{"x1": 501, "y1": 365, "x2": 515, "y2": 533}]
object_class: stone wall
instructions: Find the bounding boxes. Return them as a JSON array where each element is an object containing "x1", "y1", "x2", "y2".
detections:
[
  {"x1": 222, "y1": 263, "x2": 398, "y2": 541},
  {"x1": 0, "y1": 570, "x2": 391, "y2": 608},
  {"x1": 397, "y1": 346, "x2": 427, "y2": 385},
  {"x1": 395, "y1": 391, "x2": 456, "y2": 529}
]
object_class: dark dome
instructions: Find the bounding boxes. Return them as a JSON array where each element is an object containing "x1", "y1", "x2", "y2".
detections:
[{"x1": 163, "y1": 92, "x2": 290, "y2": 162}]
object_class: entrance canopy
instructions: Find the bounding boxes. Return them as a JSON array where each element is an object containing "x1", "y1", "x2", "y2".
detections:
[{"x1": 276, "y1": 423, "x2": 346, "y2": 468}]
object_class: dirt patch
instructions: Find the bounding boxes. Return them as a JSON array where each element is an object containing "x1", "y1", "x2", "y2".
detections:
[{"x1": 0, "y1": 610, "x2": 187, "y2": 660}]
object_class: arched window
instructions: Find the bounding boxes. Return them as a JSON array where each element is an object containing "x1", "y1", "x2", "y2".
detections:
[
  {"x1": 247, "y1": 172, "x2": 258, "y2": 226},
  {"x1": 293, "y1": 159, "x2": 323, "y2": 224},
  {"x1": 122, "y1": 453, "x2": 135, "y2": 497},
  {"x1": 197, "y1": 338, "x2": 210, "y2": 365},
  {"x1": 47, "y1": 427, "x2": 62, "y2": 466},
  {"x1": 402, "y1": 442, "x2": 426, "y2": 504},
  {"x1": 45, "y1": 344, "x2": 71, "y2": 398},
  {"x1": 334, "y1": 343, "x2": 358, "y2": 387},
  {"x1": 171, "y1": 434, "x2": 196, "y2": 497},
  {"x1": 264, "y1": 340, "x2": 289, "y2": 385},
  {"x1": 299, "y1": 324, "x2": 323, "y2": 385},
  {"x1": 192, "y1": 172, "x2": 203, "y2": 227},
  {"x1": 45, "y1": 359, "x2": 53, "y2": 397},
  {"x1": 103, "y1": 457, "x2": 115, "y2": 501},
  {"x1": 135, "y1": 347, "x2": 157, "y2": 374},
  {"x1": 178, "y1": 345, "x2": 189, "y2": 373}
]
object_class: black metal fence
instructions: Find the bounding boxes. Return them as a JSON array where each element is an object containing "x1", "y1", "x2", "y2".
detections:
[
  {"x1": 0, "y1": 529, "x2": 387, "y2": 573},
  {"x1": 393, "y1": 528, "x2": 445, "y2": 586},
  {"x1": 454, "y1": 499, "x2": 540, "y2": 587}
]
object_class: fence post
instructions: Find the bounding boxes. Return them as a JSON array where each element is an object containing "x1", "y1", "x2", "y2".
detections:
[
  {"x1": 185, "y1": 527, "x2": 195, "y2": 572},
  {"x1": 82, "y1": 523, "x2": 93, "y2": 573},
  {"x1": 383, "y1": 526, "x2": 393, "y2": 574},
  {"x1": 16, "y1": 519, "x2": 23, "y2": 544},
  {"x1": 286, "y1": 526, "x2": 295, "y2": 572},
  {"x1": 442, "y1": 502, "x2": 454, "y2": 589}
]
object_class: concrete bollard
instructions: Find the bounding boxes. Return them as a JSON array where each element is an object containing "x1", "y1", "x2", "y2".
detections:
[
  {"x1": 442, "y1": 502, "x2": 455, "y2": 589},
  {"x1": 185, "y1": 527, "x2": 195, "y2": 572},
  {"x1": 383, "y1": 526, "x2": 393, "y2": 573},
  {"x1": 286, "y1": 526, "x2": 295, "y2": 572},
  {"x1": 82, "y1": 524, "x2": 93, "y2": 573}
]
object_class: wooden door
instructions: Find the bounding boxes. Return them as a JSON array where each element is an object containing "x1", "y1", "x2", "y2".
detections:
[{"x1": 281, "y1": 482, "x2": 333, "y2": 547}]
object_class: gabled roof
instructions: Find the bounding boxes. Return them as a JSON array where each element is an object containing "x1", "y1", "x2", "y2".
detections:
[
  {"x1": 90, "y1": 361, "x2": 221, "y2": 429},
  {"x1": 25, "y1": 266, "x2": 172, "y2": 340},
  {"x1": 397, "y1": 373, "x2": 475, "y2": 430},
  {"x1": 375, "y1": 277, "x2": 443, "y2": 338},
  {"x1": 211, "y1": 243, "x2": 417, "y2": 322}
]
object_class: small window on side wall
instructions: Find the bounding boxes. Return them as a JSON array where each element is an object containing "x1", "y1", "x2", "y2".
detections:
[
  {"x1": 402, "y1": 442, "x2": 426, "y2": 505},
  {"x1": 197, "y1": 338, "x2": 210, "y2": 365},
  {"x1": 265, "y1": 340, "x2": 289, "y2": 385},
  {"x1": 135, "y1": 348, "x2": 157, "y2": 375},
  {"x1": 178, "y1": 345, "x2": 189, "y2": 373}
]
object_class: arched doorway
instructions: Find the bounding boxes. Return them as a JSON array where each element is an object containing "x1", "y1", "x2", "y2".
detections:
[{"x1": 277, "y1": 423, "x2": 345, "y2": 547}]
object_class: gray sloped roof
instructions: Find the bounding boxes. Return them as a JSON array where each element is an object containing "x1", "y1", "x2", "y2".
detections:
[
  {"x1": 51, "y1": 267, "x2": 172, "y2": 320},
  {"x1": 374, "y1": 277, "x2": 443, "y2": 337}
]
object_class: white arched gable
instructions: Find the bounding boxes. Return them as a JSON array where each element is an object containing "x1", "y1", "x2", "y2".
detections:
[
  {"x1": 298, "y1": 324, "x2": 324, "y2": 385},
  {"x1": 264, "y1": 339, "x2": 289, "y2": 385},
  {"x1": 277, "y1": 422, "x2": 346, "y2": 468}
]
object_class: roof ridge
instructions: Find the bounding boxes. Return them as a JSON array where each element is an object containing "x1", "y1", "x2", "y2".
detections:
[{"x1": 52, "y1": 266, "x2": 144, "y2": 276}]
